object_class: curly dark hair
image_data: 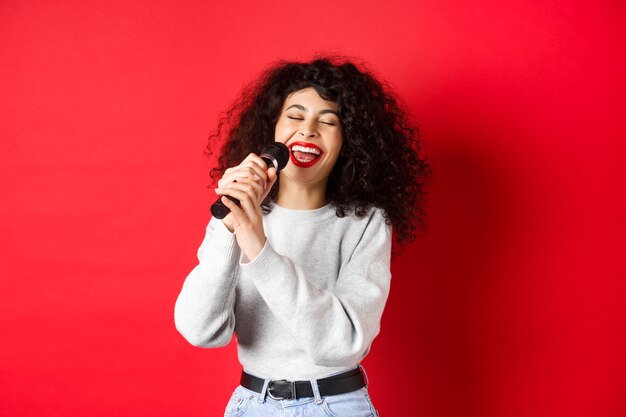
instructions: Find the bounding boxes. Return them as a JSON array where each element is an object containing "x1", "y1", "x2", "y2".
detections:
[{"x1": 206, "y1": 56, "x2": 431, "y2": 243}]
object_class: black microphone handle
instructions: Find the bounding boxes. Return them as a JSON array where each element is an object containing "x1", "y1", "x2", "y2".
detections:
[
  {"x1": 210, "y1": 195, "x2": 237, "y2": 220},
  {"x1": 210, "y1": 154, "x2": 276, "y2": 220}
]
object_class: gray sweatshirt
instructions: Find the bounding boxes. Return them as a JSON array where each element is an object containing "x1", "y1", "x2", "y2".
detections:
[{"x1": 174, "y1": 203, "x2": 392, "y2": 381}]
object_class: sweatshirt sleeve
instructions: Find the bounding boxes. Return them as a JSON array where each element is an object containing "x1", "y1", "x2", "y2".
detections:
[
  {"x1": 238, "y1": 209, "x2": 392, "y2": 367},
  {"x1": 174, "y1": 217, "x2": 241, "y2": 348}
]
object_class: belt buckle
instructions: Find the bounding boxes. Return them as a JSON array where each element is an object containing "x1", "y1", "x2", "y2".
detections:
[{"x1": 267, "y1": 380, "x2": 296, "y2": 400}]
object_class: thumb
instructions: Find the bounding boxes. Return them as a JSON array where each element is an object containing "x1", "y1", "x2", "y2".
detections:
[
  {"x1": 262, "y1": 167, "x2": 278, "y2": 199},
  {"x1": 267, "y1": 167, "x2": 278, "y2": 185}
]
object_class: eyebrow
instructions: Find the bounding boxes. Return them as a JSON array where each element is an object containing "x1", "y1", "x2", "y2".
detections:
[{"x1": 285, "y1": 104, "x2": 340, "y2": 117}]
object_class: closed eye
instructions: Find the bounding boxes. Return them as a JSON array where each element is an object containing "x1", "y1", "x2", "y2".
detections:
[{"x1": 287, "y1": 116, "x2": 304, "y2": 121}]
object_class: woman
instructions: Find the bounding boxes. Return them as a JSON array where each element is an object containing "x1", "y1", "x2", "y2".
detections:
[{"x1": 174, "y1": 57, "x2": 430, "y2": 416}]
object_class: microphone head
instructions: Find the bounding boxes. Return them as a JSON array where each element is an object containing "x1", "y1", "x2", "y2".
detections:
[{"x1": 259, "y1": 142, "x2": 290, "y2": 170}]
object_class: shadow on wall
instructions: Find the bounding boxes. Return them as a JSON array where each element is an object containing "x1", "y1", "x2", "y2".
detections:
[{"x1": 370, "y1": 125, "x2": 530, "y2": 416}]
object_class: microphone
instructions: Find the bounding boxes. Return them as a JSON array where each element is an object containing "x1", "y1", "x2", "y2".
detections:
[{"x1": 210, "y1": 142, "x2": 290, "y2": 219}]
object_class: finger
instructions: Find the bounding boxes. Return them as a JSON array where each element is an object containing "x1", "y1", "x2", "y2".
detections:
[
  {"x1": 216, "y1": 179, "x2": 263, "y2": 203},
  {"x1": 219, "y1": 188, "x2": 260, "y2": 225},
  {"x1": 239, "y1": 154, "x2": 270, "y2": 181},
  {"x1": 258, "y1": 167, "x2": 278, "y2": 199},
  {"x1": 241, "y1": 159, "x2": 269, "y2": 183},
  {"x1": 266, "y1": 167, "x2": 277, "y2": 185},
  {"x1": 219, "y1": 167, "x2": 248, "y2": 187},
  {"x1": 220, "y1": 178, "x2": 263, "y2": 204},
  {"x1": 221, "y1": 155, "x2": 260, "y2": 182},
  {"x1": 220, "y1": 196, "x2": 244, "y2": 228},
  {"x1": 242, "y1": 153, "x2": 269, "y2": 168},
  {"x1": 218, "y1": 162, "x2": 268, "y2": 189},
  {"x1": 215, "y1": 185, "x2": 257, "y2": 214}
]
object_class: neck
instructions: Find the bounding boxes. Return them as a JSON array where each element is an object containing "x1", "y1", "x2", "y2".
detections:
[{"x1": 275, "y1": 176, "x2": 328, "y2": 210}]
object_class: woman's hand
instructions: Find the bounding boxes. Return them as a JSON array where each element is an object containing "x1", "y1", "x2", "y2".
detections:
[{"x1": 215, "y1": 153, "x2": 278, "y2": 261}]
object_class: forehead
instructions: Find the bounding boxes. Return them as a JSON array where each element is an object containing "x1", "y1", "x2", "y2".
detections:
[{"x1": 282, "y1": 87, "x2": 339, "y2": 111}]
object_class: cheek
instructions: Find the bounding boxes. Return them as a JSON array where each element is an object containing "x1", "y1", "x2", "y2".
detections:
[
  {"x1": 330, "y1": 135, "x2": 344, "y2": 156},
  {"x1": 325, "y1": 145, "x2": 342, "y2": 168},
  {"x1": 274, "y1": 123, "x2": 294, "y2": 142}
]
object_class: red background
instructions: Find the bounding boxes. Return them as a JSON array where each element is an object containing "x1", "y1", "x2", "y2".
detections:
[{"x1": 1, "y1": 1, "x2": 625, "y2": 416}]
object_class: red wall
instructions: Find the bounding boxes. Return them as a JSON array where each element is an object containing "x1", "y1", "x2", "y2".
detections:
[{"x1": 1, "y1": 1, "x2": 624, "y2": 416}]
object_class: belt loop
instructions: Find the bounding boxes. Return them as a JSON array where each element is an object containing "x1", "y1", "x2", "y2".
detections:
[
  {"x1": 309, "y1": 378, "x2": 323, "y2": 405},
  {"x1": 359, "y1": 364, "x2": 369, "y2": 388},
  {"x1": 257, "y1": 378, "x2": 270, "y2": 403}
]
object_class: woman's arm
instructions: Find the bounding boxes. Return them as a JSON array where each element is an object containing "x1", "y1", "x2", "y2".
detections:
[
  {"x1": 175, "y1": 152, "x2": 276, "y2": 347},
  {"x1": 239, "y1": 209, "x2": 392, "y2": 366},
  {"x1": 174, "y1": 218, "x2": 241, "y2": 347}
]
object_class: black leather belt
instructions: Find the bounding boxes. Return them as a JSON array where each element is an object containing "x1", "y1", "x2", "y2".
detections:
[{"x1": 240, "y1": 367, "x2": 366, "y2": 400}]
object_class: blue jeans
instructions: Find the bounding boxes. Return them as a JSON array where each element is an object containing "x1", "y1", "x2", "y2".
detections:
[{"x1": 223, "y1": 367, "x2": 379, "y2": 417}]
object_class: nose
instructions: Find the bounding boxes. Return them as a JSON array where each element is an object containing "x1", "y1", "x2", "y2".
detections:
[{"x1": 298, "y1": 120, "x2": 318, "y2": 138}]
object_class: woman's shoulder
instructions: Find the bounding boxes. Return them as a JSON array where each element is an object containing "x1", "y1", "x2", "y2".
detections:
[
  {"x1": 330, "y1": 205, "x2": 391, "y2": 242},
  {"x1": 340, "y1": 204, "x2": 388, "y2": 226}
]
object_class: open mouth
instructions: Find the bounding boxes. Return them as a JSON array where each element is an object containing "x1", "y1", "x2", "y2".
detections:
[{"x1": 289, "y1": 142, "x2": 323, "y2": 168}]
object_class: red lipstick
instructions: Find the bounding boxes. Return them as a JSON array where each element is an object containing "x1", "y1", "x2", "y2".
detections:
[{"x1": 288, "y1": 141, "x2": 324, "y2": 168}]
